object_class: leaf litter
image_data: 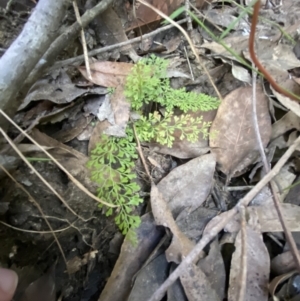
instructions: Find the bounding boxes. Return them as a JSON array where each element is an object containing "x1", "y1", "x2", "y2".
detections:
[{"x1": 2, "y1": 0, "x2": 300, "y2": 300}]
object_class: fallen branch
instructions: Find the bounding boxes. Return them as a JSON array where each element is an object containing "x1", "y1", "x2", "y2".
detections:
[{"x1": 0, "y1": 0, "x2": 70, "y2": 131}]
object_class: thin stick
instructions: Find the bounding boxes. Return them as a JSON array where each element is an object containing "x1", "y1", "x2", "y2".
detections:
[
  {"x1": 0, "y1": 220, "x2": 71, "y2": 234},
  {"x1": 132, "y1": 123, "x2": 152, "y2": 180},
  {"x1": 49, "y1": 18, "x2": 189, "y2": 71},
  {"x1": 237, "y1": 205, "x2": 247, "y2": 301},
  {"x1": 249, "y1": 0, "x2": 300, "y2": 101},
  {"x1": 0, "y1": 109, "x2": 116, "y2": 208},
  {"x1": 73, "y1": 0, "x2": 92, "y2": 80},
  {"x1": 184, "y1": 46, "x2": 194, "y2": 81},
  {"x1": 147, "y1": 135, "x2": 300, "y2": 301},
  {"x1": 185, "y1": 0, "x2": 193, "y2": 33},
  {"x1": 251, "y1": 64, "x2": 300, "y2": 271}
]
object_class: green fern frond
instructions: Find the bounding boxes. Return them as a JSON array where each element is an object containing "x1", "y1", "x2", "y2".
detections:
[{"x1": 87, "y1": 128, "x2": 143, "y2": 234}]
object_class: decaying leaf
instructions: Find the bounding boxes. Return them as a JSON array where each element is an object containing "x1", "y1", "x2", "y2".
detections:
[
  {"x1": 19, "y1": 264, "x2": 56, "y2": 301},
  {"x1": 269, "y1": 271, "x2": 298, "y2": 299},
  {"x1": 271, "y1": 86, "x2": 300, "y2": 118},
  {"x1": 98, "y1": 214, "x2": 164, "y2": 301},
  {"x1": 150, "y1": 184, "x2": 194, "y2": 263},
  {"x1": 93, "y1": 6, "x2": 139, "y2": 62},
  {"x1": 210, "y1": 86, "x2": 271, "y2": 179},
  {"x1": 225, "y1": 203, "x2": 300, "y2": 233},
  {"x1": 127, "y1": 253, "x2": 169, "y2": 301},
  {"x1": 127, "y1": 0, "x2": 211, "y2": 31},
  {"x1": 228, "y1": 226, "x2": 269, "y2": 301},
  {"x1": 180, "y1": 262, "x2": 221, "y2": 301},
  {"x1": 78, "y1": 61, "x2": 133, "y2": 87},
  {"x1": 157, "y1": 154, "x2": 216, "y2": 216},
  {"x1": 271, "y1": 110, "x2": 300, "y2": 140},
  {"x1": 272, "y1": 251, "x2": 300, "y2": 275},
  {"x1": 52, "y1": 115, "x2": 93, "y2": 143},
  {"x1": 198, "y1": 239, "x2": 226, "y2": 300},
  {"x1": 20, "y1": 70, "x2": 106, "y2": 110}
]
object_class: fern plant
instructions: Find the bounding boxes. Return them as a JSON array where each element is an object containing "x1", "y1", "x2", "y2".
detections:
[
  {"x1": 87, "y1": 128, "x2": 142, "y2": 235},
  {"x1": 88, "y1": 55, "x2": 220, "y2": 235}
]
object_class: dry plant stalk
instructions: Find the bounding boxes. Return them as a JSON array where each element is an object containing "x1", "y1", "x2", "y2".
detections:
[
  {"x1": 251, "y1": 68, "x2": 300, "y2": 271},
  {"x1": 237, "y1": 205, "x2": 247, "y2": 301},
  {"x1": 73, "y1": 0, "x2": 92, "y2": 80}
]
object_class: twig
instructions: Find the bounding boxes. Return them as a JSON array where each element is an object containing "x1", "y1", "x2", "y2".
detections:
[
  {"x1": 73, "y1": 0, "x2": 92, "y2": 80},
  {"x1": 0, "y1": 220, "x2": 71, "y2": 234},
  {"x1": 49, "y1": 18, "x2": 189, "y2": 71},
  {"x1": 185, "y1": 0, "x2": 193, "y2": 33},
  {"x1": 184, "y1": 46, "x2": 194, "y2": 81},
  {"x1": 0, "y1": 109, "x2": 117, "y2": 208},
  {"x1": 251, "y1": 67, "x2": 300, "y2": 271},
  {"x1": 249, "y1": 0, "x2": 300, "y2": 101},
  {"x1": 189, "y1": 2, "x2": 224, "y2": 33},
  {"x1": 132, "y1": 123, "x2": 152, "y2": 180},
  {"x1": 0, "y1": 0, "x2": 70, "y2": 131},
  {"x1": 226, "y1": 186, "x2": 254, "y2": 191},
  {"x1": 237, "y1": 205, "x2": 247, "y2": 301},
  {"x1": 147, "y1": 135, "x2": 300, "y2": 301}
]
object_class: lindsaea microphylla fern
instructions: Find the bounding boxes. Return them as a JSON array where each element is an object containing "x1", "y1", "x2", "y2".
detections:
[
  {"x1": 87, "y1": 128, "x2": 142, "y2": 235},
  {"x1": 88, "y1": 55, "x2": 220, "y2": 235}
]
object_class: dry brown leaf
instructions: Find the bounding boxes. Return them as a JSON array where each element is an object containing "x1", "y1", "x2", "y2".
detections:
[
  {"x1": 78, "y1": 61, "x2": 133, "y2": 87},
  {"x1": 20, "y1": 70, "x2": 107, "y2": 110},
  {"x1": 30, "y1": 129, "x2": 98, "y2": 197},
  {"x1": 176, "y1": 207, "x2": 218, "y2": 243},
  {"x1": 285, "y1": 175, "x2": 300, "y2": 206},
  {"x1": 52, "y1": 115, "x2": 93, "y2": 143},
  {"x1": 244, "y1": 43, "x2": 300, "y2": 72},
  {"x1": 128, "y1": 253, "x2": 169, "y2": 300},
  {"x1": 228, "y1": 226, "x2": 270, "y2": 301},
  {"x1": 269, "y1": 271, "x2": 298, "y2": 298},
  {"x1": 271, "y1": 86, "x2": 300, "y2": 118},
  {"x1": 93, "y1": 7, "x2": 139, "y2": 62},
  {"x1": 271, "y1": 111, "x2": 300, "y2": 140},
  {"x1": 157, "y1": 154, "x2": 216, "y2": 216},
  {"x1": 205, "y1": 8, "x2": 249, "y2": 32},
  {"x1": 272, "y1": 251, "x2": 300, "y2": 275},
  {"x1": 151, "y1": 184, "x2": 194, "y2": 263},
  {"x1": 88, "y1": 85, "x2": 130, "y2": 152},
  {"x1": 198, "y1": 239, "x2": 226, "y2": 300},
  {"x1": 180, "y1": 262, "x2": 221, "y2": 301},
  {"x1": 210, "y1": 86, "x2": 271, "y2": 179},
  {"x1": 99, "y1": 214, "x2": 164, "y2": 301},
  {"x1": 19, "y1": 264, "x2": 56, "y2": 301},
  {"x1": 127, "y1": 0, "x2": 211, "y2": 31},
  {"x1": 201, "y1": 36, "x2": 249, "y2": 62},
  {"x1": 225, "y1": 203, "x2": 300, "y2": 233},
  {"x1": 203, "y1": 37, "x2": 300, "y2": 74}
]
